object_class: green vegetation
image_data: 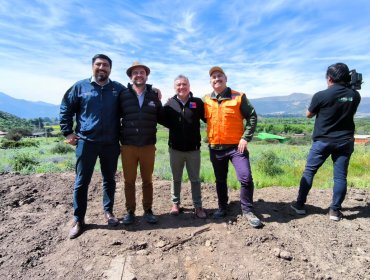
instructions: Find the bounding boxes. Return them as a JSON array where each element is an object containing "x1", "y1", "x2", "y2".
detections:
[
  {"x1": 0, "y1": 137, "x2": 75, "y2": 174},
  {"x1": 49, "y1": 142, "x2": 75, "y2": 154},
  {"x1": 256, "y1": 117, "x2": 370, "y2": 138},
  {"x1": 4, "y1": 128, "x2": 32, "y2": 141},
  {"x1": 10, "y1": 152, "x2": 40, "y2": 173},
  {"x1": 0, "y1": 118, "x2": 369, "y2": 188},
  {"x1": 0, "y1": 111, "x2": 33, "y2": 131},
  {"x1": 0, "y1": 139, "x2": 39, "y2": 149},
  {"x1": 154, "y1": 126, "x2": 369, "y2": 189}
]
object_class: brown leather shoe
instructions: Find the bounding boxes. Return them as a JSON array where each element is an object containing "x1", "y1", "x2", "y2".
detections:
[
  {"x1": 195, "y1": 207, "x2": 207, "y2": 219},
  {"x1": 104, "y1": 212, "x2": 119, "y2": 226},
  {"x1": 69, "y1": 221, "x2": 84, "y2": 239},
  {"x1": 170, "y1": 204, "x2": 180, "y2": 216}
]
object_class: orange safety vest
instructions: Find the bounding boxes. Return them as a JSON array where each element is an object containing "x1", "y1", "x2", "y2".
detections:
[{"x1": 204, "y1": 90, "x2": 245, "y2": 145}]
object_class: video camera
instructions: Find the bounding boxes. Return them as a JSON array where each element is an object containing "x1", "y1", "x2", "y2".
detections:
[{"x1": 348, "y1": 69, "x2": 363, "y2": 90}]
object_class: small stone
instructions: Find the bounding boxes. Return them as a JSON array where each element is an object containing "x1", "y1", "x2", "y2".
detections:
[
  {"x1": 273, "y1": 248, "x2": 281, "y2": 257},
  {"x1": 280, "y1": 250, "x2": 292, "y2": 261},
  {"x1": 205, "y1": 240, "x2": 212, "y2": 247},
  {"x1": 353, "y1": 196, "x2": 364, "y2": 201},
  {"x1": 155, "y1": 240, "x2": 166, "y2": 248},
  {"x1": 136, "y1": 249, "x2": 148, "y2": 255}
]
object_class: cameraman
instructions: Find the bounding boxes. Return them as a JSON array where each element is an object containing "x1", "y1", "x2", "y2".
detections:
[{"x1": 291, "y1": 62, "x2": 361, "y2": 221}]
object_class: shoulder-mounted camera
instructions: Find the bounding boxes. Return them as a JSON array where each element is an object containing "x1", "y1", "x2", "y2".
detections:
[{"x1": 348, "y1": 69, "x2": 363, "y2": 90}]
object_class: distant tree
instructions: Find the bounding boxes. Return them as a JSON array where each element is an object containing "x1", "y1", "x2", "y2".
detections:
[{"x1": 30, "y1": 118, "x2": 44, "y2": 129}]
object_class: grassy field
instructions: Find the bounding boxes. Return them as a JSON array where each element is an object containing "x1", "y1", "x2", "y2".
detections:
[
  {"x1": 155, "y1": 128, "x2": 370, "y2": 189},
  {"x1": 1, "y1": 128, "x2": 369, "y2": 189}
]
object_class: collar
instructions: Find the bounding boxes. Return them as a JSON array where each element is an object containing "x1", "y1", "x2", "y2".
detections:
[
  {"x1": 90, "y1": 76, "x2": 110, "y2": 86},
  {"x1": 210, "y1": 87, "x2": 231, "y2": 100},
  {"x1": 175, "y1": 95, "x2": 190, "y2": 105}
]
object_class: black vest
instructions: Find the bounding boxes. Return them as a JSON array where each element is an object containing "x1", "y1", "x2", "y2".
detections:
[{"x1": 119, "y1": 84, "x2": 162, "y2": 146}]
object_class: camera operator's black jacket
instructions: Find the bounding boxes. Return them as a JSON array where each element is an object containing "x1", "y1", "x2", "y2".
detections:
[{"x1": 162, "y1": 93, "x2": 206, "y2": 151}]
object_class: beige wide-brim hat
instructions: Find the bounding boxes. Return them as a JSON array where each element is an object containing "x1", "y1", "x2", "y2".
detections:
[
  {"x1": 209, "y1": 66, "x2": 225, "y2": 76},
  {"x1": 126, "y1": 61, "x2": 151, "y2": 77}
]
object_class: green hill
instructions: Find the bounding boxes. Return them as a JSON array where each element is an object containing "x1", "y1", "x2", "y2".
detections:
[{"x1": 0, "y1": 111, "x2": 33, "y2": 131}]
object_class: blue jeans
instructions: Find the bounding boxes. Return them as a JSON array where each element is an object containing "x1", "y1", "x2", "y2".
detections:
[
  {"x1": 297, "y1": 140, "x2": 354, "y2": 211},
  {"x1": 209, "y1": 147, "x2": 254, "y2": 213},
  {"x1": 73, "y1": 139, "x2": 120, "y2": 222}
]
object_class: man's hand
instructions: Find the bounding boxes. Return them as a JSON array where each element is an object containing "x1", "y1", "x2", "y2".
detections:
[
  {"x1": 153, "y1": 88, "x2": 162, "y2": 100},
  {"x1": 238, "y1": 138, "x2": 248, "y2": 153},
  {"x1": 64, "y1": 133, "x2": 79, "y2": 146},
  {"x1": 306, "y1": 110, "x2": 315, "y2": 118}
]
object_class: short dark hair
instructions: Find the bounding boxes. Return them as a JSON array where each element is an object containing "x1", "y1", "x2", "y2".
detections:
[
  {"x1": 92, "y1": 54, "x2": 112, "y2": 68},
  {"x1": 326, "y1": 63, "x2": 350, "y2": 84}
]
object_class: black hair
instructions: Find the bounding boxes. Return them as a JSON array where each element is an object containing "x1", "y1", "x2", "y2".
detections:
[
  {"x1": 326, "y1": 62, "x2": 350, "y2": 84},
  {"x1": 92, "y1": 54, "x2": 112, "y2": 68}
]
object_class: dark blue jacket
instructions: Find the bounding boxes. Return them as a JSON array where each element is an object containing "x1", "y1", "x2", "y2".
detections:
[
  {"x1": 119, "y1": 84, "x2": 162, "y2": 146},
  {"x1": 60, "y1": 78, "x2": 125, "y2": 144}
]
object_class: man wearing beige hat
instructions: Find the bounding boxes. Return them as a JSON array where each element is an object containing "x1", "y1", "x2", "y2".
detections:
[
  {"x1": 204, "y1": 66, "x2": 262, "y2": 228},
  {"x1": 119, "y1": 61, "x2": 162, "y2": 225}
]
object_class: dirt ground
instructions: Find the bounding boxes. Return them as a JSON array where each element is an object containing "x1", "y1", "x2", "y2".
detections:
[{"x1": 1, "y1": 172, "x2": 369, "y2": 280}]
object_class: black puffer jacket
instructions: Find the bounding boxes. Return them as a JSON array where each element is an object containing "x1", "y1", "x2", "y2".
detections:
[
  {"x1": 163, "y1": 93, "x2": 205, "y2": 151},
  {"x1": 119, "y1": 84, "x2": 162, "y2": 146}
]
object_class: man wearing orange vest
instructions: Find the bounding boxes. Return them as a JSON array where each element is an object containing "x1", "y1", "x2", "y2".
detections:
[{"x1": 204, "y1": 66, "x2": 262, "y2": 228}]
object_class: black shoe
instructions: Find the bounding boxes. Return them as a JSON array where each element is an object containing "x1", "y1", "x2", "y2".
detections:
[
  {"x1": 104, "y1": 211, "x2": 119, "y2": 226},
  {"x1": 144, "y1": 210, "x2": 158, "y2": 224},
  {"x1": 329, "y1": 209, "x2": 343, "y2": 221},
  {"x1": 212, "y1": 209, "x2": 227, "y2": 219},
  {"x1": 290, "y1": 201, "x2": 306, "y2": 215},
  {"x1": 122, "y1": 211, "x2": 135, "y2": 225},
  {"x1": 69, "y1": 221, "x2": 85, "y2": 239}
]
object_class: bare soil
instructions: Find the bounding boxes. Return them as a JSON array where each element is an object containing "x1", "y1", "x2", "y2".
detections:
[{"x1": 1, "y1": 172, "x2": 369, "y2": 280}]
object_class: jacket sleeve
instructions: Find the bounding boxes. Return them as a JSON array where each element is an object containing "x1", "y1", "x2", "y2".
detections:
[
  {"x1": 160, "y1": 102, "x2": 171, "y2": 128},
  {"x1": 240, "y1": 94, "x2": 257, "y2": 142},
  {"x1": 152, "y1": 88, "x2": 166, "y2": 126},
  {"x1": 59, "y1": 85, "x2": 78, "y2": 137},
  {"x1": 198, "y1": 99, "x2": 206, "y2": 123}
]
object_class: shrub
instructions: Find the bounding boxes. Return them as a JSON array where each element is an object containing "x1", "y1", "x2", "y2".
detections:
[
  {"x1": 256, "y1": 150, "x2": 283, "y2": 177},
  {"x1": 50, "y1": 142, "x2": 75, "y2": 154},
  {"x1": 10, "y1": 152, "x2": 39, "y2": 173},
  {"x1": 4, "y1": 128, "x2": 32, "y2": 141},
  {"x1": 0, "y1": 139, "x2": 39, "y2": 149}
]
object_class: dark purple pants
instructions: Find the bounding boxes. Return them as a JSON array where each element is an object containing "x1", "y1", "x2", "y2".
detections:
[{"x1": 209, "y1": 147, "x2": 254, "y2": 213}]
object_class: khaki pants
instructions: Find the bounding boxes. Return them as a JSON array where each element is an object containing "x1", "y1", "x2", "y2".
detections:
[{"x1": 121, "y1": 145, "x2": 156, "y2": 213}]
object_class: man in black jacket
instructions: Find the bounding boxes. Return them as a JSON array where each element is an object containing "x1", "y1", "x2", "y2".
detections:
[
  {"x1": 119, "y1": 61, "x2": 162, "y2": 225},
  {"x1": 291, "y1": 62, "x2": 361, "y2": 221},
  {"x1": 163, "y1": 75, "x2": 207, "y2": 218}
]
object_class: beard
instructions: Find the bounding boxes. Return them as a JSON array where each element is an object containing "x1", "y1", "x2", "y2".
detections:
[
  {"x1": 96, "y1": 73, "x2": 108, "y2": 83},
  {"x1": 133, "y1": 78, "x2": 146, "y2": 87}
]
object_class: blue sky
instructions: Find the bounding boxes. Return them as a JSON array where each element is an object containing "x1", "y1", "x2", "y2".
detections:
[{"x1": 0, "y1": 0, "x2": 369, "y2": 105}]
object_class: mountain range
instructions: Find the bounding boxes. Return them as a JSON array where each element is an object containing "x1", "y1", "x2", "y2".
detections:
[{"x1": 0, "y1": 91, "x2": 369, "y2": 119}]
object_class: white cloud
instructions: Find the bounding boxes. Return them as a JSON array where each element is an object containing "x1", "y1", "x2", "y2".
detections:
[{"x1": 0, "y1": 0, "x2": 369, "y2": 107}]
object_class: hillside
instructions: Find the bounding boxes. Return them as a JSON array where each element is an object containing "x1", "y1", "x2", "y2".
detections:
[
  {"x1": 0, "y1": 111, "x2": 33, "y2": 131},
  {"x1": 0, "y1": 92, "x2": 59, "y2": 119},
  {"x1": 252, "y1": 93, "x2": 311, "y2": 116},
  {"x1": 252, "y1": 92, "x2": 370, "y2": 117},
  {"x1": 0, "y1": 91, "x2": 369, "y2": 119}
]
